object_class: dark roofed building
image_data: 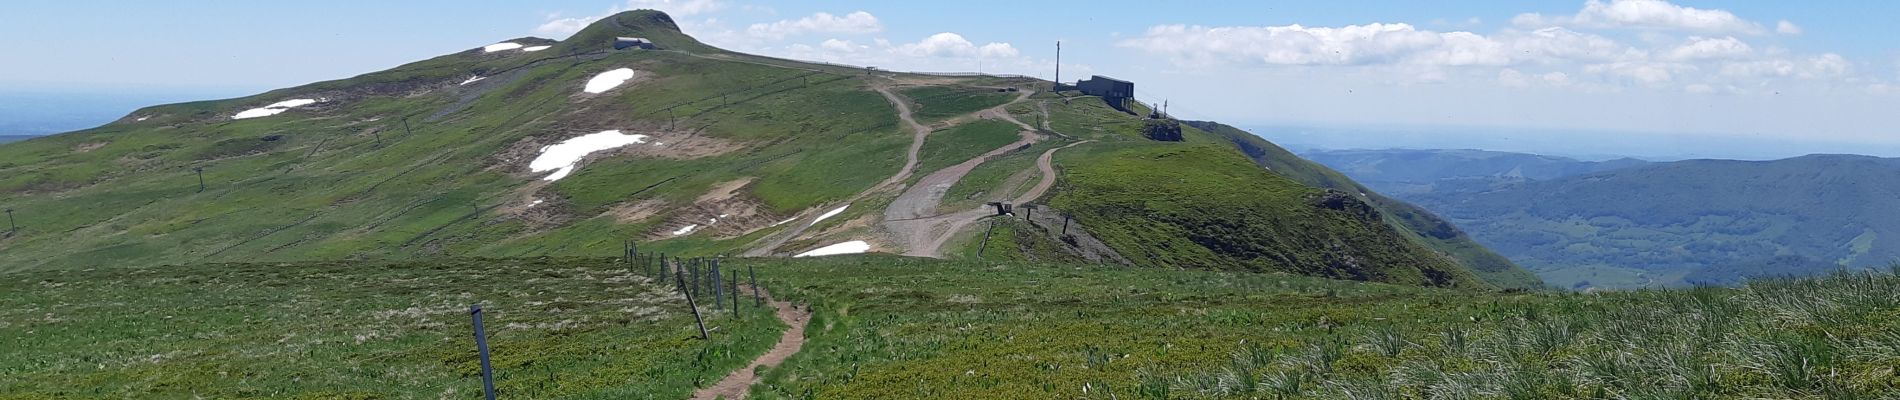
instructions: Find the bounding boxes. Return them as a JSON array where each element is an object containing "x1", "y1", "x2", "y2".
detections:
[{"x1": 1076, "y1": 75, "x2": 1134, "y2": 99}]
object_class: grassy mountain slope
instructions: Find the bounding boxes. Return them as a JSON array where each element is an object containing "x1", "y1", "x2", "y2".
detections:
[
  {"x1": 0, "y1": 10, "x2": 1517, "y2": 291},
  {"x1": 8, "y1": 255, "x2": 1897, "y2": 397},
  {"x1": 0, "y1": 11, "x2": 910, "y2": 270},
  {"x1": 1407, "y1": 154, "x2": 1900, "y2": 289},
  {"x1": 981, "y1": 96, "x2": 1490, "y2": 288},
  {"x1": 1186, "y1": 121, "x2": 1542, "y2": 289}
]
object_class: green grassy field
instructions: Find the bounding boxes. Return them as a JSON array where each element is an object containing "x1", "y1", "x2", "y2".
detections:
[
  {"x1": 6, "y1": 255, "x2": 1896, "y2": 398},
  {"x1": 897, "y1": 86, "x2": 1019, "y2": 124},
  {"x1": 745, "y1": 257, "x2": 1900, "y2": 399},
  {"x1": 1047, "y1": 141, "x2": 1487, "y2": 289},
  {"x1": 0, "y1": 257, "x2": 781, "y2": 399},
  {"x1": 911, "y1": 119, "x2": 1024, "y2": 179}
]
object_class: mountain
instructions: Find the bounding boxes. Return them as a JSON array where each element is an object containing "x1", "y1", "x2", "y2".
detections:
[
  {"x1": 0, "y1": 135, "x2": 36, "y2": 144},
  {"x1": 1188, "y1": 122, "x2": 1543, "y2": 289},
  {"x1": 1300, "y1": 148, "x2": 1648, "y2": 196},
  {"x1": 0, "y1": 10, "x2": 1525, "y2": 289},
  {"x1": 1401, "y1": 154, "x2": 1900, "y2": 289}
]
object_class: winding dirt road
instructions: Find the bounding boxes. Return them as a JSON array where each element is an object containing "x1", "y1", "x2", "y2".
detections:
[
  {"x1": 690, "y1": 287, "x2": 810, "y2": 400},
  {"x1": 879, "y1": 92, "x2": 1092, "y2": 257},
  {"x1": 741, "y1": 84, "x2": 931, "y2": 256}
]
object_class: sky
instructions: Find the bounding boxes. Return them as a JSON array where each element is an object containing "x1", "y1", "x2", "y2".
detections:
[{"x1": 3, "y1": 0, "x2": 1898, "y2": 159}]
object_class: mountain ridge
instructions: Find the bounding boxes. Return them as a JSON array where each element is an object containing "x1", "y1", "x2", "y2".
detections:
[{"x1": 0, "y1": 10, "x2": 1527, "y2": 290}]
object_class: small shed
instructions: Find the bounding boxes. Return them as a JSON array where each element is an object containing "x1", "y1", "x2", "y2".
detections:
[
  {"x1": 614, "y1": 37, "x2": 658, "y2": 50},
  {"x1": 1076, "y1": 75, "x2": 1134, "y2": 99}
]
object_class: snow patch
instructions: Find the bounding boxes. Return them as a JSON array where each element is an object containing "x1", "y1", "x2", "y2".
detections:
[
  {"x1": 232, "y1": 98, "x2": 321, "y2": 120},
  {"x1": 522, "y1": 45, "x2": 551, "y2": 52},
  {"x1": 583, "y1": 68, "x2": 636, "y2": 94},
  {"x1": 795, "y1": 241, "x2": 871, "y2": 257},
  {"x1": 528, "y1": 130, "x2": 650, "y2": 181},
  {"x1": 530, "y1": 199, "x2": 544, "y2": 207},
  {"x1": 483, "y1": 42, "x2": 523, "y2": 52},
  {"x1": 460, "y1": 76, "x2": 485, "y2": 85},
  {"x1": 671, "y1": 224, "x2": 699, "y2": 236},
  {"x1": 135, "y1": 116, "x2": 149, "y2": 122},
  {"x1": 771, "y1": 217, "x2": 798, "y2": 227},
  {"x1": 809, "y1": 205, "x2": 849, "y2": 226}
]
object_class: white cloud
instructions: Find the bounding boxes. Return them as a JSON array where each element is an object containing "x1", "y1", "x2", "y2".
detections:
[
  {"x1": 745, "y1": 11, "x2": 882, "y2": 40},
  {"x1": 1663, "y1": 36, "x2": 1752, "y2": 61},
  {"x1": 819, "y1": 38, "x2": 862, "y2": 53},
  {"x1": 1585, "y1": 61, "x2": 1688, "y2": 84},
  {"x1": 1120, "y1": 23, "x2": 1646, "y2": 68},
  {"x1": 1513, "y1": 0, "x2": 1764, "y2": 34},
  {"x1": 533, "y1": 0, "x2": 727, "y2": 38},
  {"x1": 1719, "y1": 53, "x2": 1848, "y2": 80},
  {"x1": 1776, "y1": 20, "x2": 1803, "y2": 35},
  {"x1": 894, "y1": 32, "x2": 1019, "y2": 59},
  {"x1": 1119, "y1": 23, "x2": 1518, "y2": 67}
]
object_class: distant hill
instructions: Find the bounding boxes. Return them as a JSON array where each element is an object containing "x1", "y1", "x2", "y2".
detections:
[
  {"x1": 1400, "y1": 154, "x2": 1900, "y2": 289},
  {"x1": 1300, "y1": 148, "x2": 1647, "y2": 196},
  {"x1": 0, "y1": 135, "x2": 36, "y2": 144}
]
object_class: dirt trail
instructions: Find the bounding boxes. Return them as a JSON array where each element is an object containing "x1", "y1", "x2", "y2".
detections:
[
  {"x1": 691, "y1": 287, "x2": 810, "y2": 400},
  {"x1": 741, "y1": 83, "x2": 930, "y2": 256},
  {"x1": 880, "y1": 93, "x2": 1091, "y2": 257}
]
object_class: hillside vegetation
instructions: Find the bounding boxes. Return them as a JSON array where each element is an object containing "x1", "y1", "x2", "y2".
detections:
[
  {"x1": 1403, "y1": 154, "x2": 1900, "y2": 289},
  {"x1": 0, "y1": 9, "x2": 1532, "y2": 291},
  {"x1": 6, "y1": 256, "x2": 1895, "y2": 398},
  {"x1": 1190, "y1": 121, "x2": 1542, "y2": 289}
]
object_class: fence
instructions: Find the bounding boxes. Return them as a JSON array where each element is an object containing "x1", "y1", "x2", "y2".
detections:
[{"x1": 450, "y1": 241, "x2": 768, "y2": 398}]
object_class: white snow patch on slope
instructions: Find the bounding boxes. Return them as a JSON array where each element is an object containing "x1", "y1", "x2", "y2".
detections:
[
  {"x1": 583, "y1": 68, "x2": 636, "y2": 94},
  {"x1": 483, "y1": 42, "x2": 523, "y2": 52},
  {"x1": 528, "y1": 130, "x2": 649, "y2": 181},
  {"x1": 809, "y1": 205, "x2": 849, "y2": 226},
  {"x1": 671, "y1": 224, "x2": 699, "y2": 236},
  {"x1": 232, "y1": 99, "x2": 321, "y2": 120},
  {"x1": 460, "y1": 76, "x2": 485, "y2": 85},
  {"x1": 771, "y1": 217, "x2": 797, "y2": 227},
  {"x1": 795, "y1": 241, "x2": 870, "y2": 257},
  {"x1": 522, "y1": 45, "x2": 551, "y2": 52}
]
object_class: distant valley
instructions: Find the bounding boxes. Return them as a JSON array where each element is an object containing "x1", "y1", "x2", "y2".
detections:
[{"x1": 1304, "y1": 148, "x2": 1899, "y2": 289}]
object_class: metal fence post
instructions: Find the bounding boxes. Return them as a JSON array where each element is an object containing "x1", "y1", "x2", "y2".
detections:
[
  {"x1": 712, "y1": 260, "x2": 724, "y2": 310},
  {"x1": 749, "y1": 265, "x2": 762, "y2": 307},
  {"x1": 676, "y1": 268, "x2": 710, "y2": 340},
  {"x1": 470, "y1": 304, "x2": 498, "y2": 400}
]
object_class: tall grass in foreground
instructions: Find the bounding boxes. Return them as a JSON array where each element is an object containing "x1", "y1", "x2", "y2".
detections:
[{"x1": 753, "y1": 257, "x2": 1900, "y2": 399}]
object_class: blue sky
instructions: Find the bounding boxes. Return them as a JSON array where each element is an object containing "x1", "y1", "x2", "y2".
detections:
[{"x1": 3, "y1": 1, "x2": 1898, "y2": 158}]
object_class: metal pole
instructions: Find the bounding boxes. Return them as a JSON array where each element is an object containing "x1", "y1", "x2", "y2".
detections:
[
  {"x1": 977, "y1": 220, "x2": 995, "y2": 258},
  {"x1": 749, "y1": 265, "x2": 762, "y2": 307},
  {"x1": 194, "y1": 167, "x2": 205, "y2": 193},
  {"x1": 712, "y1": 260, "x2": 724, "y2": 310},
  {"x1": 5, "y1": 208, "x2": 14, "y2": 233},
  {"x1": 730, "y1": 268, "x2": 740, "y2": 314},
  {"x1": 470, "y1": 304, "x2": 498, "y2": 400},
  {"x1": 675, "y1": 267, "x2": 710, "y2": 340},
  {"x1": 1062, "y1": 215, "x2": 1072, "y2": 235}
]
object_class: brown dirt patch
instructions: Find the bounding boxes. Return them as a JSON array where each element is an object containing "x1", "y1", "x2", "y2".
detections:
[
  {"x1": 72, "y1": 142, "x2": 108, "y2": 153},
  {"x1": 605, "y1": 198, "x2": 669, "y2": 224}
]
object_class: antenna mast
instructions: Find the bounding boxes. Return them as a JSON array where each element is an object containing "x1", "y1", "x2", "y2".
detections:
[{"x1": 1055, "y1": 41, "x2": 1062, "y2": 87}]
